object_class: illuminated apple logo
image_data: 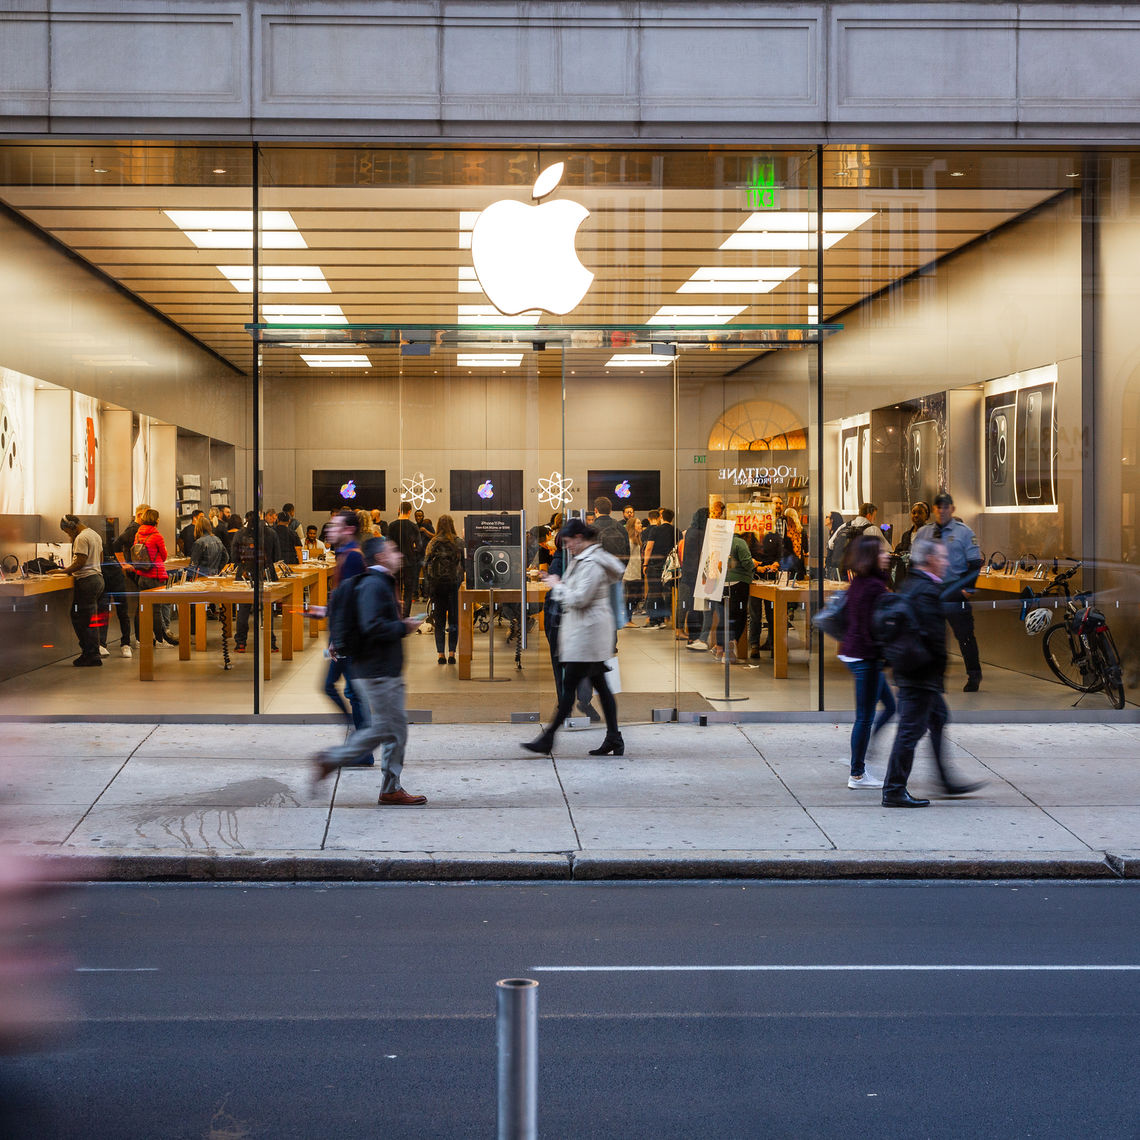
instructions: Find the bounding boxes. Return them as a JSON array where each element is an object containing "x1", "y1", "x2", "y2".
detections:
[
  {"x1": 471, "y1": 162, "x2": 594, "y2": 316},
  {"x1": 477, "y1": 480, "x2": 495, "y2": 500},
  {"x1": 614, "y1": 480, "x2": 632, "y2": 500},
  {"x1": 339, "y1": 480, "x2": 357, "y2": 500}
]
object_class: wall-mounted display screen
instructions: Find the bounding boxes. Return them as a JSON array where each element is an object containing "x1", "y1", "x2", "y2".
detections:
[
  {"x1": 312, "y1": 469, "x2": 386, "y2": 512},
  {"x1": 587, "y1": 469, "x2": 661, "y2": 511},
  {"x1": 0, "y1": 368, "x2": 35, "y2": 514},
  {"x1": 450, "y1": 469, "x2": 523, "y2": 511}
]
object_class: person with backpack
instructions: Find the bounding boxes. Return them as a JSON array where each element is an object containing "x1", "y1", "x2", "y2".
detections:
[
  {"x1": 311, "y1": 536, "x2": 428, "y2": 805},
  {"x1": 422, "y1": 514, "x2": 465, "y2": 665},
  {"x1": 591, "y1": 496, "x2": 630, "y2": 641},
  {"x1": 878, "y1": 537, "x2": 983, "y2": 807},
  {"x1": 129, "y1": 508, "x2": 177, "y2": 647},
  {"x1": 838, "y1": 535, "x2": 897, "y2": 789}
]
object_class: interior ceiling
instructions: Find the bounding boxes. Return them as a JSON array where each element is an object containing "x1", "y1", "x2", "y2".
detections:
[{"x1": 0, "y1": 144, "x2": 1077, "y2": 383}]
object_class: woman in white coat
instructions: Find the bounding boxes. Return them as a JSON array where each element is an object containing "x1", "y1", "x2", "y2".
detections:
[{"x1": 522, "y1": 519, "x2": 626, "y2": 756}]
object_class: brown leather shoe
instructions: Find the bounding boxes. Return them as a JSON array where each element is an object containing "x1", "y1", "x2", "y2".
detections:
[{"x1": 378, "y1": 789, "x2": 428, "y2": 806}]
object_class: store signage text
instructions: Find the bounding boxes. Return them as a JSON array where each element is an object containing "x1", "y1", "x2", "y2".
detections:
[{"x1": 719, "y1": 465, "x2": 798, "y2": 485}]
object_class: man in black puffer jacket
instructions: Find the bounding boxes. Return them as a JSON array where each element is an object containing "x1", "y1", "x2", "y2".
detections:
[
  {"x1": 311, "y1": 537, "x2": 428, "y2": 806},
  {"x1": 882, "y1": 537, "x2": 983, "y2": 807}
]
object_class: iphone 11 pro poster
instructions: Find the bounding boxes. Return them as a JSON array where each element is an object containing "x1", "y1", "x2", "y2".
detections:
[
  {"x1": 1015, "y1": 382, "x2": 1056, "y2": 507},
  {"x1": 984, "y1": 393, "x2": 1017, "y2": 507}
]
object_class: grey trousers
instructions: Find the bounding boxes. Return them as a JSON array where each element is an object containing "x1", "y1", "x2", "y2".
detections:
[{"x1": 323, "y1": 675, "x2": 408, "y2": 794}]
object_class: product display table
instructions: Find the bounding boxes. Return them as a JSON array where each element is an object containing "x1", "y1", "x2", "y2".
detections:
[
  {"x1": 284, "y1": 561, "x2": 335, "y2": 642},
  {"x1": 0, "y1": 575, "x2": 75, "y2": 597},
  {"x1": 136, "y1": 579, "x2": 294, "y2": 681},
  {"x1": 747, "y1": 579, "x2": 813, "y2": 678},
  {"x1": 457, "y1": 583, "x2": 549, "y2": 680},
  {"x1": 972, "y1": 570, "x2": 1049, "y2": 595}
]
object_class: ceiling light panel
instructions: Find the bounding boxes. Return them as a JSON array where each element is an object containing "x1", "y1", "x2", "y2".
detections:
[
  {"x1": 678, "y1": 266, "x2": 798, "y2": 294},
  {"x1": 301, "y1": 354, "x2": 371, "y2": 368},
  {"x1": 456, "y1": 354, "x2": 524, "y2": 367},
  {"x1": 262, "y1": 304, "x2": 348, "y2": 324},
  {"x1": 648, "y1": 305, "x2": 746, "y2": 325},
  {"x1": 218, "y1": 265, "x2": 330, "y2": 293},
  {"x1": 606, "y1": 354, "x2": 674, "y2": 367},
  {"x1": 720, "y1": 211, "x2": 875, "y2": 252},
  {"x1": 164, "y1": 209, "x2": 307, "y2": 250}
]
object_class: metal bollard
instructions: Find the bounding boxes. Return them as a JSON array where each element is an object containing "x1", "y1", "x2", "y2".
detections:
[{"x1": 496, "y1": 977, "x2": 538, "y2": 1140}]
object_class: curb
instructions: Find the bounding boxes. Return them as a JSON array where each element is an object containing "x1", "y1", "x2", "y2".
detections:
[{"x1": 31, "y1": 848, "x2": 1125, "y2": 882}]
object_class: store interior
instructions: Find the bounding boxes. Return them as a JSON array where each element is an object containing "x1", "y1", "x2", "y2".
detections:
[{"x1": 0, "y1": 143, "x2": 1134, "y2": 719}]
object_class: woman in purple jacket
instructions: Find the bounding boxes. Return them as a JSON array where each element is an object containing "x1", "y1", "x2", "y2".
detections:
[{"x1": 838, "y1": 535, "x2": 897, "y2": 789}]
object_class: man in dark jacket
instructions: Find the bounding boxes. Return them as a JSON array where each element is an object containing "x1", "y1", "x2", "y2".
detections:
[
  {"x1": 232, "y1": 511, "x2": 280, "y2": 652},
  {"x1": 882, "y1": 537, "x2": 982, "y2": 807},
  {"x1": 310, "y1": 536, "x2": 427, "y2": 806},
  {"x1": 592, "y1": 496, "x2": 630, "y2": 634}
]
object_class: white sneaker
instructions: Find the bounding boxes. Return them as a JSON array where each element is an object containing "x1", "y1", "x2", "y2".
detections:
[
  {"x1": 687, "y1": 640, "x2": 709, "y2": 651},
  {"x1": 848, "y1": 772, "x2": 885, "y2": 789},
  {"x1": 121, "y1": 644, "x2": 132, "y2": 658},
  {"x1": 98, "y1": 645, "x2": 110, "y2": 657}
]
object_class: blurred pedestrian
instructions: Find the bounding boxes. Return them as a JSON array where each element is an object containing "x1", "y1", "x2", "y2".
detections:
[
  {"x1": 523, "y1": 519, "x2": 625, "y2": 756},
  {"x1": 839, "y1": 535, "x2": 896, "y2": 789}
]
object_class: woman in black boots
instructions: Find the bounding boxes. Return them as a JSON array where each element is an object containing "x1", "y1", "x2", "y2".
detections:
[{"x1": 522, "y1": 519, "x2": 626, "y2": 757}]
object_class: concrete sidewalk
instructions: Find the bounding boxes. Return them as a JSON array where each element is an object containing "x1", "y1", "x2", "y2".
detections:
[{"x1": 1, "y1": 720, "x2": 1138, "y2": 880}]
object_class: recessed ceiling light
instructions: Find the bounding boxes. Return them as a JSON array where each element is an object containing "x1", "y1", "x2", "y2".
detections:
[
  {"x1": 93, "y1": 167, "x2": 109, "y2": 174},
  {"x1": 720, "y1": 211, "x2": 874, "y2": 252},
  {"x1": 301, "y1": 354, "x2": 370, "y2": 368},
  {"x1": 1066, "y1": 171, "x2": 1081, "y2": 178},
  {"x1": 457, "y1": 305, "x2": 541, "y2": 326},
  {"x1": 262, "y1": 304, "x2": 347, "y2": 324},
  {"x1": 605, "y1": 354, "x2": 673, "y2": 367},
  {"x1": 218, "y1": 266, "x2": 330, "y2": 294},
  {"x1": 456, "y1": 354, "x2": 524, "y2": 367},
  {"x1": 808, "y1": 282, "x2": 819, "y2": 294},
  {"x1": 678, "y1": 267, "x2": 797, "y2": 294},
  {"x1": 648, "y1": 305, "x2": 746, "y2": 326},
  {"x1": 213, "y1": 168, "x2": 227, "y2": 174},
  {"x1": 164, "y1": 210, "x2": 307, "y2": 250},
  {"x1": 949, "y1": 170, "x2": 966, "y2": 177}
]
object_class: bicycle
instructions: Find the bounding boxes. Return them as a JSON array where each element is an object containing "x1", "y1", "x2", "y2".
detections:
[{"x1": 1019, "y1": 559, "x2": 1126, "y2": 709}]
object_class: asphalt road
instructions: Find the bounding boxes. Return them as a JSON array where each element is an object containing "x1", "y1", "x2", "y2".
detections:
[{"x1": 6, "y1": 880, "x2": 1140, "y2": 1139}]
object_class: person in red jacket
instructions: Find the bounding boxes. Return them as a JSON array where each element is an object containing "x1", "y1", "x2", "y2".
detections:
[{"x1": 131, "y1": 508, "x2": 177, "y2": 647}]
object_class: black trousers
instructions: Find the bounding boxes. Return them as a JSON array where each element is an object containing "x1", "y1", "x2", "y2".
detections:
[
  {"x1": 71, "y1": 573, "x2": 104, "y2": 660},
  {"x1": 549, "y1": 661, "x2": 619, "y2": 737},
  {"x1": 884, "y1": 685, "x2": 951, "y2": 795},
  {"x1": 945, "y1": 601, "x2": 981, "y2": 680},
  {"x1": 430, "y1": 585, "x2": 459, "y2": 653}
]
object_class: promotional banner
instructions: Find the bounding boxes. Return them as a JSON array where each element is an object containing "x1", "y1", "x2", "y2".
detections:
[
  {"x1": 694, "y1": 517, "x2": 736, "y2": 602},
  {"x1": 463, "y1": 512, "x2": 522, "y2": 587},
  {"x1": 0, "y1": 368, "x2": 35, "y2": 514},
  {"x1": 132, "y1": 414, "x2": 151, "y2": 509},
  {"x1": 72, "y1": 392, "x2": 101, "y2": 514}
]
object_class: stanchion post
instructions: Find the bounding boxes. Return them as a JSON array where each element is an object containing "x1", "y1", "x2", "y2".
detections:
[{"x1": 496, "y1": 977, "x2": 538, "y2": 1140}]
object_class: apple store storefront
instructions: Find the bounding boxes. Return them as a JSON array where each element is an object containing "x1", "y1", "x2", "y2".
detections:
[{"x1": 0, "y1": 141, "x2": 1137, "y2": 722}]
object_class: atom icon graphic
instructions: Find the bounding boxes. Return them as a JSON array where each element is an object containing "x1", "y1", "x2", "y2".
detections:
[
  {"x1": 398, "y1": 471, "x2": 437, "y2": 511},
  {"x1": 537, "y1": 471, "x2": 574, "y2": 508}
]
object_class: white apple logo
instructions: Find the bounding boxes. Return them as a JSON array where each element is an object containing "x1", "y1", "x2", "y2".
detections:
[{"x1": 471, "y1": 162, "x2": 594, "y2": 316}]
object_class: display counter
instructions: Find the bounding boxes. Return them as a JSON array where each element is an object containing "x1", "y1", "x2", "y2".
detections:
[{"x1": 457, "y1": 583, "x2": 550, "y2": 680}]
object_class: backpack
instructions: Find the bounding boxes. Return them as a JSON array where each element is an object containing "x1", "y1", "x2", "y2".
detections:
[
  {"x1": 423, "y1": 537, "x2": 464, "y2": 590},
  {"x1": 811, "y1": 587, "x2": 849, "y2": 641},
  {"x1": 871, "y1": 592, "x2": 932, "y2": 674},
  {"x1": 597, "y1": 517, "x2": 630, "y2": 561},
  {"x1": 131, "y1": 533, "x2": 154, "y2": 572},
  {"x1": 827, "y1": 522, "x2": 869, "y2": 571},
  {"x1": 759, "y1": 531, "x2": 783, "y2": 565},
  {"x1": 328, "y1": 573, "x2": 367, "y2": 657}
]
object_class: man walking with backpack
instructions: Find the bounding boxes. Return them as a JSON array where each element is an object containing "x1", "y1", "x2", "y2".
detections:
[
  {"x1": 310, "y1": 536, "x2": 427, "y2": 805},
  {"x1": 880, "y1": 537, "x2": 982, "y2": 807}
]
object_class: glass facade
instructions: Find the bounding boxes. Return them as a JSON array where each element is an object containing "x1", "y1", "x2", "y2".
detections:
[{"x1": 0, "y1": 142, "x2": 1134, "y2": 719}]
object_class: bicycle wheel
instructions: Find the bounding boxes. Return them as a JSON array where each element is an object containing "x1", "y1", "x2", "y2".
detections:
[
  {"x1": 1043, "y1": 623, "x2": 1102, "y2": 693},
  {"x1": 1092, "y1": 628, "x2": 1127, "y2": 709}
]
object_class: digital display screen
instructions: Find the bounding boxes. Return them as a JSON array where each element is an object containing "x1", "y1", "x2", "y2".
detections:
[
  {"x1": 586, "y1": 470, "x2": 661, "y2": 512},
  {"x1": 450, "y1": 470, "x2": 524, "y2": 511},
  {"x1": 312, "y1": 470, "x2": 386, "y2": 513}
]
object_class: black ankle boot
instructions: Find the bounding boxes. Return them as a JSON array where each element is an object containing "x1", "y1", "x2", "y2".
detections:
[
  {"x1": 521, "y1": 731, "x2": 555, "y2": 755},
  {"x1": 589, "y1": 733, "x2": 625, "y2": 756}
]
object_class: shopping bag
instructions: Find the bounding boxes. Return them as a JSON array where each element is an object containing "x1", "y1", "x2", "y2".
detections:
[{"x1": 604, "y1": 655, "x2": 622, "y2": 694}]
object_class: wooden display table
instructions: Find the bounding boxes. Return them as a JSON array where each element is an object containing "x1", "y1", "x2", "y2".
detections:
[
  {"x1": 284, "y1": 561, "x2": 335, "y2": 640},
  {"x1": 972, "y1": 569, "x2": 1050, "y2": 595},
  {"x1": 747, "y1": 579, "x2": 813, "y2": 678},
  {"x1": 0, "y1": 575, "x2": 74, "y2": 598},
  {"x1": 136, "y1": 579, "x2": 293, "y2": 680},
  {"x1": 457, "y1": 583, "x2": 549, "y2": 680}
]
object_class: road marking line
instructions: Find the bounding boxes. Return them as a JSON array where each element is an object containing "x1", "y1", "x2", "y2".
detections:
[
  {"x1": 75, "y1": 967, "x2": 159, "y2": 973},
  {"x1": 530, "y1": 965, "x2": 1140, "y2": 973}
]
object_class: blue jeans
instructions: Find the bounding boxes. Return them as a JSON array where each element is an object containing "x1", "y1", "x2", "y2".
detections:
[
  {"x1": 842, "y1": 658, "x2": 896, "y2": 777},
  {"x1": 324, "y1": 655, "x2": 374, "y2": 764}
]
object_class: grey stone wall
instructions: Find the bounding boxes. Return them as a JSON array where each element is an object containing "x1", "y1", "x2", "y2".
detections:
[{"x1": 3, "y1": 2, "x2": 1140, "y2": 142}]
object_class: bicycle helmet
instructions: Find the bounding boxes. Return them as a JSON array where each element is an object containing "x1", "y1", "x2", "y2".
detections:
[{"x1": 1023, "y1": 607, "x2": 1051, "y2": 636}]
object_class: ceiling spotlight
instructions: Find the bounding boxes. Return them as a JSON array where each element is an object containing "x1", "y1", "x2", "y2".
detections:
[
  {"x1": 949, "y1": 170, "x2": 966, "y2": 178},
  {"x1": 1066, "y1": 171, "x2": 1081, "y2": 178},
  {"x1": 93, "y1": 167, "x2": 108, "y2": 174},
  {"x1": 212, "y1": 168, "x2": 227, "y2": 174}
]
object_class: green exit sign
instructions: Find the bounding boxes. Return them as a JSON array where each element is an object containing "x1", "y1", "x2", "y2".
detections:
[
  {"x1": 744, "y1": 163, "x2": 780, "y2": 210},
  {"x1": 693, "y1": 454, "x2": 706, "y2": 464}
]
